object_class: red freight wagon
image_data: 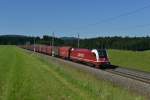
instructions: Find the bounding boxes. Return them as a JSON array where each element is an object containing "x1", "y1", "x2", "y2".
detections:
[
  {"x1": 36, "y1": 45, "x2": 40, "y2": 52},
  {"x1": 59, "y1": 47, "x2": 72, "y2": 59},
  {"x1": 46, "y1": 46, "x2": 52, "y2": 55},
  {"x1": 40, "y1": 45, "x2": 44, "y2": 53},
  {"x1": 38, "y1": 45, "x2": 43, "y2": 53},
  {"x1": 70, "y1": 48, "x2": 110, "y2": 68},
  {"x1": 41, "y1": 45, "x2": 47, "y2": 53}
]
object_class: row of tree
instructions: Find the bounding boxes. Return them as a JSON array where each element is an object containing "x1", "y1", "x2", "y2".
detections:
[
  {"x1": 0, "y1": 35, "x2": 150, "y2": 51},
  {"x1": 79, "y1": 37, "x2": 150, "y2": 51}
]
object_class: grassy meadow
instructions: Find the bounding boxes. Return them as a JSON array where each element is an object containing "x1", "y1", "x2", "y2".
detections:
[
  {"x1": 0, "y1": 46, "x2": 146, "y2": 100},
  {"x1": 108, "y1": 49, "x2": 150, "y2": 72}
]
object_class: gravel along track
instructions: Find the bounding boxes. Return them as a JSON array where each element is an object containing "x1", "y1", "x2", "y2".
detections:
[
  {"x1": 105, "y1": 68, "x2": 150, "y2": 84},
  {"x1": 24, "y1": 49, "x2": 150, "y2": 98}
]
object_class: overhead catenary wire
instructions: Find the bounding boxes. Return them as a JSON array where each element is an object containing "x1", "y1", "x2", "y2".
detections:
[
  {"x1": 29, "y1": 3, "x2": 150, "y2": 38},
  {"x1": 122, "y1": 23, "x2": 150, "y2": 30},
  {"x1": 71, "y1": 4, "x2": 150, "y2": 33}
]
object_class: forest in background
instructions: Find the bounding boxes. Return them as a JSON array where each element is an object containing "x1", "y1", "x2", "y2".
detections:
[{"x1": 0, "y1": 35, "x2": 150, "y2": 51}]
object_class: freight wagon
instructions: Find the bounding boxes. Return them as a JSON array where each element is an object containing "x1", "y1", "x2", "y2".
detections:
[
  {"x1": 46, "y1": 46, "x2": 52, "y2": 55},
  {"x1": 59, "y1": 47, "x2": 72, "y2": 59}
]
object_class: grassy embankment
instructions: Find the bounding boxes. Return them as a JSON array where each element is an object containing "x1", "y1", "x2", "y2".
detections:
[
  {"x1": 108, "y1": 50, "x2": 150, "y2": 72},
  {"x1": 0, "y1": 46, "x2": 146, "y2": 100}
]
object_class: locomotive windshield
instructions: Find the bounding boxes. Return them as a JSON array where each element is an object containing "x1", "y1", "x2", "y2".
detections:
[{"x1": 98, "y1": 49, "x2": 107, "y2": 58}]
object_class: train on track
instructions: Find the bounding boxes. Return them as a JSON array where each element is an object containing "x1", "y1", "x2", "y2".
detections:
[{"x1": 21, "y1": 45, "x2": 110, "y2": 68}]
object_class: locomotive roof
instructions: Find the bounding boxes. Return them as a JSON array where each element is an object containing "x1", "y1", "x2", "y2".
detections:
[
  {"x1": 73, "y1": 48, "x2": 91, "y2": 52},
  {"x1": 60, "y1": 46, "x2": 71, "y2": 48}
]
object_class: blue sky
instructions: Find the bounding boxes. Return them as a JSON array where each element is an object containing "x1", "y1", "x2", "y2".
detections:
[{"x1": 0, "y1": 0, "x2": 150, "y2": 38}]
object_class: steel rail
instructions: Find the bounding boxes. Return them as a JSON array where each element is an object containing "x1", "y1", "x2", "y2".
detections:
[{"x1": 106, "y1": 69, "x2": 150, "y2": 84}]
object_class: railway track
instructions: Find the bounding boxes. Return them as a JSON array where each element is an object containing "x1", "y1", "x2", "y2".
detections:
[
  {"x1": 105, "y1": 68, "x2": 150, "y2": 84},
  {"x1": 25, "y1": 49, "x2": 150, "y2": 98},
  {"x1": 28, "y1": 48, "x2": 150, "y2": 84},
  {"x1": 27, "y1": 48, "x2": 150, "y2": 84},
  {"x1": 23, "y1": 47, "x2": 150, "y2": 85}
]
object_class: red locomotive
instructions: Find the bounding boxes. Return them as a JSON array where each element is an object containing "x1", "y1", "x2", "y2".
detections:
[
  {"x1": 22, "y1": 45, "x2": 110, "y2": 68},
  {"x1": 69, "y1": 48, "x2": 109, "y2": 67}
]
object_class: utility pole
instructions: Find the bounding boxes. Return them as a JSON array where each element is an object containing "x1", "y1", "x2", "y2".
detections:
[
  {"x1": 77, "y1": 33, "x2": 80, "y2": 48},
  {"x1": 52, "y1": 32, "x2": 54, "y2": 56},
  {"x1": 33, "y1": 36, "x2": 35, "y2": 52}
]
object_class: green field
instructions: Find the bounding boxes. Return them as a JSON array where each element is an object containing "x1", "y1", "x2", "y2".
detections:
[
  {"x1": 108, "y1": 50, "x2": 150, "y2": 72},
  {"x1": 0, "y1": 46, "x2": 146, "y2": 100}
]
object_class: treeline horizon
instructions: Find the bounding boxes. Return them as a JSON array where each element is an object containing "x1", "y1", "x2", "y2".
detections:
[{"x1": 0, "y1": 35, "x2": 150, "y2": 51}]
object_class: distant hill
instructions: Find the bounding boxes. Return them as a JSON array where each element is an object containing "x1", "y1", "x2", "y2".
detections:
[
  {"x1": 0, "y1": 35, "x2": 34, "y2": 45},
  {"x1": 0, "y1": 34, "x2": 28, "y2": 38},
  {"x1": 61, "y1": 37, "x2": 78, "y2": 40}
]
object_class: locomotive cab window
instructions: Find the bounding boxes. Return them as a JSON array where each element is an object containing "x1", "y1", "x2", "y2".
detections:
[
  {"x1": 98, "y1": 49, "x2": 107, "y2": 58},
  {"x1": 92, "y1": 53, "x2": 96, "y2": 57}
]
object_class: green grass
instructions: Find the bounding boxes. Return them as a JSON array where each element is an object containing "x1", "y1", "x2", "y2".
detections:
[
  {"x1": 0, "y1": 46, "x2": 146, "y2": 100},
  {"x1": 108, "y1": 49, "x2": 150, "y2": 72}
]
